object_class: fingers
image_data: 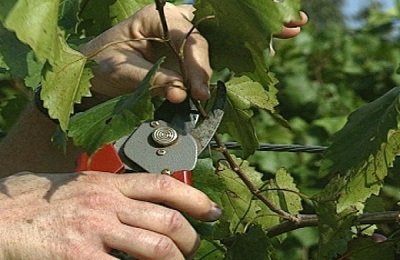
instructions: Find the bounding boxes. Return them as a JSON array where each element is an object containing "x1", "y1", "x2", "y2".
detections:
[
  {"x1": 275, "y1": 11, "x2": 308, "y2": 39},
  {"x1": 183, "y1": 31, "x2": 212, "y2": 101},
  {"x1": 114, "y1": 173, "x2": 222, "y2": 222},
  {"x1": 116, "y1": 199, "x2": 200, "y2": 258},
  {"x1": 105, "y1": 225, "x2": 186, "y2": 260},
  {"x1": 134, "y1": 3, "x2": 212, "y2": 102},
  {"x1": 76, "y1": 172, "x2": 215, "y2": 258}
]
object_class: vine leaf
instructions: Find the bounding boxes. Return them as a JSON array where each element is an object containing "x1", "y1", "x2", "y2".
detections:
[
  {"x1": 220, "y1": 76, "x2": 275, "y2": 157},
  {"x1": 225, "y1": 224, "x2": 273, "y2": 260},
  {"x1": 316, "y1": 202, "x2": 357, "y2": 259},
  {"x1": 1, "y1": 0, "x2": 94, "y2": 130},
  {"x1": 320, "y1": 87, "x2": 400, "y2": 212},
  {"x1": 194, "y1": 239, "x2": 225, "y2": 260},
  {"x1": 342, "y1": 237, "x2": 396, "y2": 259},
  {"x1": 314, "y1": 176, "x2": 357, "y2": 259},
  {"x1": 1, "y1": 0, "x2": 60, "y2": 63},
  {"x1": 78, "y1": 0, "x2": 153, "y2": 36},
  {"x1": 41, "y1": 41, "x2": 92, "y2": 131},
  {"x1": 254, "y1": 168, "x2": 302, "y2": 233},
  {"x1": 110, "y1": 0, "x2": 154, "y2": 25},
  {"x1": 214, "y1": 157, "x2": 297, "y2": 238},
  {"x1": 194, "y1": 0, "x2": 300, "y2": 113},
  {"x1": 194, "y1": 0, "x2": 301, "y2": 74},
  {"x1": 193, "y1": 159, "x2": 226, "y2": 206},
  {"x1": 216, "y1": 159, "x2": 264, "y2": 237},
  {"x1": 274, "y1": 168, "x2": 303, "y2": 214},
  {"x1": 65, "y1": 58, "x2": 163, "y2": 154}
]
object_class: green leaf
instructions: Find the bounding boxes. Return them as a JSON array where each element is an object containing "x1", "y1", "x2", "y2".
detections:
[
  {"x1": 344, "y1": 237, "x2": 396, "y2": 260},
  {"x1": 194, "y1": 239, "x2": 225, "y2": 260},
  {"x1": 320, "y1": 87, "x2": 400, "y2": 212},
  {"x1": 110, "y1": 0, "x2": 154, "y2": 25},
  {"x1": 314, "y1": 176, "x2": 358, "y2": 259},
  {"x1": 220, "y1": 76, "x2": 276, "y2": 157},
  {"x1": 216, "y1": 165, "x2": 261, "y2": 237},
  {"x1": 193, "y1": 159, "x2": 226, "y2": 206},
  {"x1": 274, "y1": 168, "x2": 303, "y2": 214},
  {"x1": 66, "y1": 58, "x2": 163, "y2": 154},
  {"x1": 214, "y1": 157, "x2": 287, "y2": 238},
  {"x1": 225, "y1": 224, "x2": 273, "y2": 260},
  {"x1": 194, "y1": 0, "x2": 301, "y2": 74},
  {"x1": 41, "y1": 38, "x2": 92, "y2": 130},
  {"x1": 0, "y1": 25, "x2": 43, "y2": 88},
  {"x1": 194, "y1": 0, "x2": 298, "y2": 113},
  {"x1": 2, "y1": 0, "x2": 60, "y2": 64},
  {"x1": 78, "y1": 0, "x2": 151, "y2": 36},
  {"x1": 0, "y1": 24, "x2": 30, "y2": 79},
  {"x1": 226, "y1": 76, "x2": 276, "y2": 111},
  {"x1": 219, "y1": 99, "x2": 258, "y2": 158},
  {"x1": 59, "y1": 0, "x2": 82, "y2": 34}
]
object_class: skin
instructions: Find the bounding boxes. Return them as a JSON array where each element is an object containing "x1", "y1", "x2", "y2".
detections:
[{"x1": 0, "y1": 3, "x2": 307, "y2": 259}]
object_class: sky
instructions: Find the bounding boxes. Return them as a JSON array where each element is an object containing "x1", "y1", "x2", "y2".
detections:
[
  {"x1": 344, "y1": 0, "x2": 395, "y2": 16},
  {"x1": 343, "y1": 0, "x2": 396, "y2": 27}
]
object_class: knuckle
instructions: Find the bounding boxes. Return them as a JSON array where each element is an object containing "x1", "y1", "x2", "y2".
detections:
[
  {"x1": 163, "y1": 210, "x2": 185, "y2": 234},
  {"x1": 153, "y1": 236, "x2": 177, "y2": 259},
  {"x1": 154, "y1": 174, "x2": 177, "y2": 193},
  {"x1": 79, "y1": 191, "x2": 110, "y2": 209}
]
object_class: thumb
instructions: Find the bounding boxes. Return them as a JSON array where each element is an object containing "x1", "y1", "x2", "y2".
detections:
[{"x1": 151, "y1": 66, "x2": 188, "y2": 104}]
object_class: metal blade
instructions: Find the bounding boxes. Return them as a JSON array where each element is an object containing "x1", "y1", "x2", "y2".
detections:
[{"x1": 191, "y1": 81, "x2": 226, "y2": 154}]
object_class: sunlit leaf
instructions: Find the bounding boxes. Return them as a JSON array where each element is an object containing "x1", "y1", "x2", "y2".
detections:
[
  {"x1": 274, "y1": 168, "x2": 303, "y2": 214},
  {"x1": 41, "y1": 38, "x2": 92, "y2": 130},
  {"x1": 2, "y1": 0, "x2": 60, "y2": 63},
  {"x1": 66, "y1": 58, "x2": 163, "y2": 154},
  {"x1": 320, "y1": 87, "x2": 400, "y2": 212}
]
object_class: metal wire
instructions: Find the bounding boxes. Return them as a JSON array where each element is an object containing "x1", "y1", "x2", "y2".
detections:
[{"x1": 210, "y1": 141, "x2": 328, "y2": 154}]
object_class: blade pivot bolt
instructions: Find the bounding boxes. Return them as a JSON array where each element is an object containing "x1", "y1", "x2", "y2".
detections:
[{"x1": 152, "y1": 127, "x2": 178, "y2": 146}]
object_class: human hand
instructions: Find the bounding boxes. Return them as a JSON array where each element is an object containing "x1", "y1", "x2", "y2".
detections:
[
  {"x1": 275, "y1": 11, "x2": 308, "y2": 39},
  {"x1": 0, "y1": 172, "x2": 222, "y2": 259},
  {"x1": 81, "y1": 3, "x2": 307, "y2": 104},
  {"x1": 81, "y1": 3, "x2": 210, "y2": 104}
]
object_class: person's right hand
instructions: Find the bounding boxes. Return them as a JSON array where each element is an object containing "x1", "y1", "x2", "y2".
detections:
[{"x1": 0, "y1": 171, "x2": 222, "y2": 259}]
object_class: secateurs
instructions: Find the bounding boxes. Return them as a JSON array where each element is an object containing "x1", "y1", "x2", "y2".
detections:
[{"x1": 75, "y1": 81, "x2": 227, "y2": 185}]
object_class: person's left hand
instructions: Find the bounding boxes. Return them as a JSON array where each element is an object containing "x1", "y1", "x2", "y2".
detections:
[
  {"x1": 81, "y1": 3, "x2": 211, "y2": 104},
  {"x1": 80, "y1": 3, "x2": 308, "y2": 104}
]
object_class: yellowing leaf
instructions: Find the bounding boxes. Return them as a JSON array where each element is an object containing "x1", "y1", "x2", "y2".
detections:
[
  {"x1": 66, "y1": 58, "x2": 163, "y2": 154},
  {"x1": 41, "y1": 38, "x2": 92, "y2": 130}
]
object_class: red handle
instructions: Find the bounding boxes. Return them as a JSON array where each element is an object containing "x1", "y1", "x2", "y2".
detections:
[
  {"x1": 76, "y1": 144, "x2": 192, "y2": 185},
  {"x1": 171, "y1": 170, "x2": 193, "y2": 186},
  {"x1": 75, "y1": 144, "x2": 125, "y2": 173}
]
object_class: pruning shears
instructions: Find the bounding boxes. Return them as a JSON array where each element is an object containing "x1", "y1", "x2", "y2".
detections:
[{"x1": 75, "y1": 82, "x2": 226, "y2": 185}]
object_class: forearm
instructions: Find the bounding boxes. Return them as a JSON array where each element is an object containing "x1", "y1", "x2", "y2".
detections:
[{"x1": 0, "y1": 103, "x2": 83, "y2": 177}]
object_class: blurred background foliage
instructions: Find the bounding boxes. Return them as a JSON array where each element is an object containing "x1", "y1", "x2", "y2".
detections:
[
  {"x1": 251, "y1": 0, "x2": 400, "y2": 188},
  {"x1": 248, "y1": 1, "x2": 400, "y2": 258},
  {"x1": 1, "y1": 1, "x2": 400, "y2": 258}
]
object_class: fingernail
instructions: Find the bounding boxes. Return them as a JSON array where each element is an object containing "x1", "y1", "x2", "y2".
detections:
[
  {"x1": 197, "y1": 83, "x2": 210, "y2": 100},
  {"x1": 208, "y1": 202, "x2": 222, "y2": 221},
  {"x1": 170, "y1": 80, "x2": 186, "y2": 90},
  {"x1": 187, "y1": 235, "x2": 201, "y2": 260}
]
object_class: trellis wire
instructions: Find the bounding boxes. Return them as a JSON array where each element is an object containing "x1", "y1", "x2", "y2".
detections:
[{"x1": 210, "y1": 141, "x2": 328, "y2": 153}]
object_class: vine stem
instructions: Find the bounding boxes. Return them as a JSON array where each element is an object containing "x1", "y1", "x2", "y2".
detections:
[
  {"x1": 153, "y1": 0, "x2": 298, "y2": 223},
  {"x1": 266, "y1": 211, "x2": 400, "y2": 237},
  {"x1": 154, "y1": 0, "x2": 187, "y2": 85}
]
